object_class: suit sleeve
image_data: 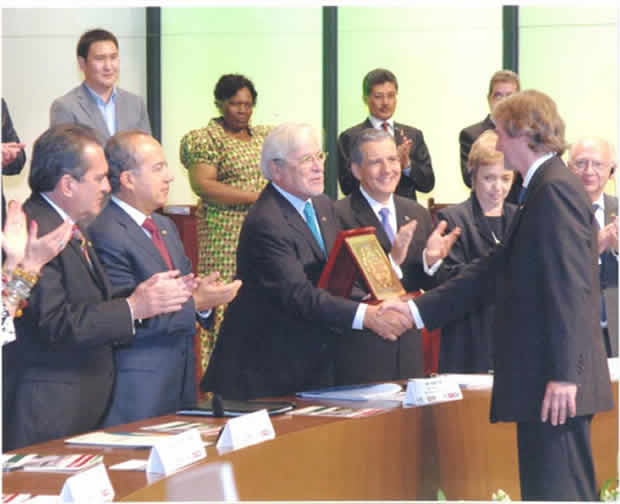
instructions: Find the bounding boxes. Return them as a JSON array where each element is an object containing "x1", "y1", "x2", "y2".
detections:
[
  {"x1": 337, "y1": 131, "x2": 357, "y2": 195},
  {"x1": 435, "y1": 208, "x2": 470, "y2": 280},
  {"x1": 137, "y1": 97, "x2": 152, "y2": 135},
  {"x1": 50, "y1": 98, "x2": 75, "y2": 127},
  {"x1": 459, "y1": 129, "x2": 473, "y2": 188},
  {"x1": 398, "y1": 128, "x2": 434, "y2": 195},
  {"x1": 537, "y1": 181, "x2": 595, "y2": 383},
  {"x1": 27, "y1": 255, "x2": 134, "y2": 348},
  {"x1": 244, "y1": 216, "x2": 359, "y2": 329},
  {"x1": 2, "y1": 99, "x2": 26, "y2": 175},
  {"x1": 415, "y1": 241, "x2": 502, "y2": 331},
  {"x1": 91, "y1": 222, "x2": 193, "y2": 338}
]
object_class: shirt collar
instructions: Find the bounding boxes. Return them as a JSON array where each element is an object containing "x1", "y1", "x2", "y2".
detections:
[
  {"x1": 84, "y1": 82, "x2": 117, "y2": 105},
  {"x1": 593, "y1": 194, "x2": 605, "y2": 210},
  {"x1": 359, "y1": 185, "x2": 396, "y2": 217},
  {"x1": 271, "y1": 182, "x2": 311, "y2": 218},
  {"x1": 522, "y1": 152, "x2": 555, "y2": 189},
  {"x1": 368, "y1": 115, "x2": 394, "y2": 130},
  {"x1": 111, "y1": 195, "x2": 148, "y2": 227},
  {"x1": 40, "y1": 193, "x2": 74, "y2": 224}
]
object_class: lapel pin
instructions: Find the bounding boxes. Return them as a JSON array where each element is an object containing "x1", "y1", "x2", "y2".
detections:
[
  {"x1": 161, "y1": 229, "x2": 168, "y2": 235},
  {"x1": 321, "y1": 216, "x2": 327, "y2": 222}
]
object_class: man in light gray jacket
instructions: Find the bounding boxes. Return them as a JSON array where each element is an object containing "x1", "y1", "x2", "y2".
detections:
[{"x1": 50, "y1": 28, "x2": 151, "y2": 141}]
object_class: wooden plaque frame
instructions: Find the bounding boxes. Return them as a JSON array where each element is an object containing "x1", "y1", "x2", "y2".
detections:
[{"x1": 318, "y1": 227, "x2": 406, "y2": 301}]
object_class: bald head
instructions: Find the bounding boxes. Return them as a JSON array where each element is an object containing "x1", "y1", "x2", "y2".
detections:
[{"x1": 568, "y1": 137, "x2": 616, "y2": 202}]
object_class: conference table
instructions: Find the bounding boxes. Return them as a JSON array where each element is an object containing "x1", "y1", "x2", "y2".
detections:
[{"x1": 3, "y1": 384, "x2": 617, "y2": 501}]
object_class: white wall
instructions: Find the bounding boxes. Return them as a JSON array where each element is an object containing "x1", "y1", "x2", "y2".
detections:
[{"x1": 1, "y1": 7, "x2": 148, "y2": 203}]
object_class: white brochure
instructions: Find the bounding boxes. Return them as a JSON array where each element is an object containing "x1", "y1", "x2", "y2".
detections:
[
  {"x1": 146, "y1": 428, "x2": 206, "y2": 475},
  {"x1": 216, "y1": 409, "x2": 275, "y2": 451}
]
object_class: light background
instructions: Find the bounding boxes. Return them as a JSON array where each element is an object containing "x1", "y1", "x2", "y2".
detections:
[{"x1": 1, "y1": 6, "x2": 618, "y2": 207}]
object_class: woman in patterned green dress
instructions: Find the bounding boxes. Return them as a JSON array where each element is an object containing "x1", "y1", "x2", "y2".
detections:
[{"x1": 180, "y1": 74, "x2": 271, "y2": 371}]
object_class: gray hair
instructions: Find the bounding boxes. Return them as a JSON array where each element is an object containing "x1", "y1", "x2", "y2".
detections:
[
  {"x1": 569, "y1": 137, "x2": 617, "y2": 166},
  {"x1": 350, "y1": 128, "x2": 394, "y2": 166},
  {"x1": 260, "y1": 123, "x2": 317, "y2": 180}
]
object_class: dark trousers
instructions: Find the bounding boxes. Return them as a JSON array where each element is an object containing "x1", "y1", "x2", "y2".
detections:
[{"x1": 517, "y1": 415, "x2": 597, "y2": 501}]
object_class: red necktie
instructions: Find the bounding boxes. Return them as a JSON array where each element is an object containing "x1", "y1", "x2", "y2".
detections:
[
  {"x1": 381, "y1": 121, "x2": 390, "y2": 132},
  {"x1": 72, "y1": 225, "x2": 92, "y2": 267},
  {"x1": 142, "y1": 217, "x2": 174, "y2": 270}
]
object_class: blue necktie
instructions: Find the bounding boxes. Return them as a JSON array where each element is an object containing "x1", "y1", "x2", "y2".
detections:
[
  {"x1": 303, "y1": 201, "x2": 326, "y2": 257},
  {"x1": 379, "y1": 207, "x2": 396, "y2": 245},
  {"x1": 518, "y1": 186, "x2": 527, "y2": 204}
]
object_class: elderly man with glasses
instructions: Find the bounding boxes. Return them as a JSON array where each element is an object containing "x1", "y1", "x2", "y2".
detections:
[
  {"x1": 201, "y1": 123, "x2": 415, "y2": 400},
  {"x1": 569, "y1": 136, "x2": 618, "y2": 357}
]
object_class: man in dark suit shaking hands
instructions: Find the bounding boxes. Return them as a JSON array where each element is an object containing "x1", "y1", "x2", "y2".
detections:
[
  {"x1": 202, "y1": 123, "x2": 413, "y2": 400},
  {"x1": 338, "y1": 69, "x2": 434, "y2": 201},
  {"x1": 401, "y1": 91, "x2": 613, "y2": 500}
]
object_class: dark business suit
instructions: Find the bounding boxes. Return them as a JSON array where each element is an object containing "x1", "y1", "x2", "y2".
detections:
[
  {"x1": 8, "y1": 194, "x2": 134, "y2": 450},
  {"x1": 458, "y1": 115, "x2": 523, "y2": 204},
  {"x1": 50, "y1": 82, "x2": 151, "y2": 142},
  {"x1": 436, "y1": 195, "x2": 517, "y2": 373},
  {"x1": 202, "y1": 183, "x2": 359, "y2": 400},
  {"x1": 415, "y1": 156, "x2": 613, "y2": 500},
  {"x1": 334, "y1": 188, "x2": 434, "y2": 383},
  {"x1": 88, "y1": 200, "x2": 198, "y2": 426},
  {"x1": 338, "y1": 119, "x2": 434, "y2": 200},
  {"x1": 601, "y1": 193, "x2": 618, "y2": 357}
]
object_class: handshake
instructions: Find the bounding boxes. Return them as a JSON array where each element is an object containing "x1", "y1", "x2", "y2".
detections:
[
  {"x1": 363, "y1": 298, "x2": 416, "y2": 341},
  {"x1": 127, "y1": 270, "x2": 242, "y2": 321}
]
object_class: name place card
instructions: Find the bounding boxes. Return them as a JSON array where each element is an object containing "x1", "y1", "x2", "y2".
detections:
[
  {"x1": 216, "y1": 409, "x2": 275, "y2": 451},
  {"x1": 147, "y1": 428, "x2": 206, "y2": 475},
  {"x1": 59, "y1": 463, "x2": 114, "y2": 503},
  {"x1": 404, "y1": 376, "x2": 463, "y2": 407}
]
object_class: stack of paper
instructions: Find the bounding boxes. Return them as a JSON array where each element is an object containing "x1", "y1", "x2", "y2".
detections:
[
  {"x1": 297, "y1": 382, "x2": 402, "y2": 401},
  {"x1": 442, "y1": 373, "x2": 494, "y2": 390}
]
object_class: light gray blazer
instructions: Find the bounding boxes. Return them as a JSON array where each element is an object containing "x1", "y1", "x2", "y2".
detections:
[{"x1": 50, "y1": 82, "x2": 151, "y2": 141}]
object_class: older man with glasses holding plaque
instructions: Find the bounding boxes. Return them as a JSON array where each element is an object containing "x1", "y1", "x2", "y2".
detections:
[{"x1": 201, "y1": 123, "x2": 415, "y2": 400}]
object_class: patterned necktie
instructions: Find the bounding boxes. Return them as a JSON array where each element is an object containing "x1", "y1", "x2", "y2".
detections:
[
  {"x1": 381, "y1": 121, "x2": 390, "y2": 133},
  {"x1": 303, "y1": 201, "x2": 327, "y2": 257},
  {"x1": 72, "y1": 225, "x2": 92, "y2": 267},
  {"x1": 142, "y1": 217, "x2": 174, "y2": 270},
  {"x1": 379, "y1": 207, "x2": 396, "y2": 245}
]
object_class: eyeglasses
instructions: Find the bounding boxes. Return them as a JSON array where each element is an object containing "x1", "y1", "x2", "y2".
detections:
[
  {"x1": 295, "y1": 151, "x2": 328, "y2": 168},
  {"x1": 571, "y1": 159, "x2": 610, "y2": 173}
]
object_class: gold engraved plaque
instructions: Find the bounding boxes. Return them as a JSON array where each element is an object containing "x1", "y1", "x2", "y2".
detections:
[{"x1": 344, "y1": 233, "x2": 406, "y2": 301}]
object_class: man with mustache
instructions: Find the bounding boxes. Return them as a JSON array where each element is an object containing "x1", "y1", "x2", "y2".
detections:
[
  {"x1": 338, "y1": 68, "x2": 434, "y2": 201},
  {"x1": 88, "y1": 130, "x2": 241, "y2": 425},
  {"x1": 7, "y1": 124, "x2": 191, "y2": 449}
]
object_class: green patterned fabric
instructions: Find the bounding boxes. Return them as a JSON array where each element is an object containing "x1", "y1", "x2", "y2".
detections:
[{"x1": 180, "y1": 118, "x2": 271, "y2": 371}]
